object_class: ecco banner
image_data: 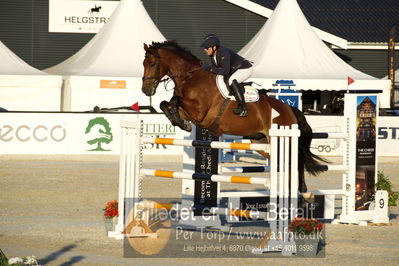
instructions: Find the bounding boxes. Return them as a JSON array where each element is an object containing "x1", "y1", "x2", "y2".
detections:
[
  {"x1": 0, "y1": 112, "x2": 398, "y2": 156},
  {"x1": 0, "y1": 113, "x2": 188, "y2": 155},
  {"x1": 49, "y1": 0, "x2": 119, "y2": 33}
]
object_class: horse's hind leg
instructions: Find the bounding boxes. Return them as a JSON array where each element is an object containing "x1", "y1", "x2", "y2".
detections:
[
  {"x1": 251, "y1": 134, "x2": 314, "y2": 204},
  {"x1": 298, "y1": 155, "x2": 315, "y2": 204},
  {"x1": 250, "y1": 136, "x2": 270, "y2": 159}
]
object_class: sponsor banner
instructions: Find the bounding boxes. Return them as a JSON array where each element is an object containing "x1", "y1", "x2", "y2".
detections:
[
  {"x1": 49, "y1": 0, "x2": 119, "y2": 33},
  {"x1": 378, "y1": 117, "x2": 399, "y2": 156},
  {"x1": 193, "y1": 128, "x2": 219, "y2": 215},
  {"x1": 306, "y1": 115, "x2": 399, "y2": 157},
  {"x1": 0, "y1": 113, "x2": 398, "y2": 156},
  {"x1": 355, "y1": 96, "x2": 377, "y2": 210},
  {"x1": 100, "y1": 80, "x2": 126, "y2": 89},
  {"x1": 388, "y1": 25, "x2": 396, "y2": 107},
  {"x1": 305, "y1": 116, "x2": 345, "y2": 156},
  {"x1": 0, "y1": 113, "x2": 188, "y2": 155},
  {"x1": 268, "y1": 93, "x2": 302, "y2": 110}
]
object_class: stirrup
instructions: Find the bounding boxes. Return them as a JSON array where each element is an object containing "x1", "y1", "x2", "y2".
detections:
[{"x1": 233, "y1": 106, "x2": 248, "y2": 117}]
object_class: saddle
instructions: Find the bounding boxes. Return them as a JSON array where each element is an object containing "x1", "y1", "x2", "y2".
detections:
[{"x1": 216, "y1": 75, "x2": 260, "y2": 102}]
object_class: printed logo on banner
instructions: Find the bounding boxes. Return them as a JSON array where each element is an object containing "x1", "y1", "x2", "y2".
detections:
[
  {"x1": 85, "y1": 117, "x2": 113, "y2": 151},
  {"x1": 100, "y1": 80, "x2": 127, "y2": 89},
  {"x1": 49, "y1": 0, "x2": 119, "y2": 33},
  {"x1": 142, "y1": 123, "x2": 176, "y2": 150},
  {"x1": 276, "y1": 95, "x2": 300, "y2": 108},
  {"x1": 0, "y1": 124, "x2": 66, "y2": 143},
  {"x1": 88, "y1": 4, "x2": 102, "y2": 15}
]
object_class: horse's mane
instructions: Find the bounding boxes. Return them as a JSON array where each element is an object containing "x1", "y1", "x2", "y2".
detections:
[{"x1": 149, "y1": 40, "x2": 200, "y2": 63}]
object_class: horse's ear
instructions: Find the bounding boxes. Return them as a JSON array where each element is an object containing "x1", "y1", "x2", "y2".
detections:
[{"x1": 144, "y1": 43, "x2": 149, "y2": 52}]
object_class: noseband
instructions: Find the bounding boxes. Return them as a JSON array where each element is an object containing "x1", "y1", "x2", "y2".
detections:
[{"x1": 142, "y1": 76, "x2": 170, "y2": 82}]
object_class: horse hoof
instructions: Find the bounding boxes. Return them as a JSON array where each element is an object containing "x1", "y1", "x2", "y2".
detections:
[
  {"x1": 301, "y1": 192, "x2": 315, "y2": 203},
  {"x1": 159, "y1": 101, "x2": 168, "y2": 111},
  {"x1": 183, "y1": 121, "x2": 192, "y2": 132}
]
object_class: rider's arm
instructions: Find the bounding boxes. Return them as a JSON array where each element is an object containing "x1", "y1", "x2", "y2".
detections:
[
  {"x1": 201, "y1": 61, "x2": 211, "y2": 71},
  {"x1": 210, "y1": 49, "x2": 231, "y2": 75}
]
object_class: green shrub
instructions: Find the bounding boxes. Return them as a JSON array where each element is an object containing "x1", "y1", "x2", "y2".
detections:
[
  {"x1": 0, "y1": 249, "x2": 9, "y2": 266},
  {"x1": 376, "y1": 171, "x2": 399, "y2": 207}
]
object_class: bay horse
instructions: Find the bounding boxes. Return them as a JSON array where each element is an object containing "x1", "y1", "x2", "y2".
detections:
[{"x1": 141, "y1": 40, "x2": 326, "y2": 202}]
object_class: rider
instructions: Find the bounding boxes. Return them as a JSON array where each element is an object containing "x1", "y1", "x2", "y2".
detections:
[{"x1": 200, "y1": 34, "x2": 253, "y2": 117}]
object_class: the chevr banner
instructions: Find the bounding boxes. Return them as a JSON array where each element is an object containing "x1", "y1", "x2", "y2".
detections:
[
  {"x1": 355, "y1": 96, "x2": 377, "y2": 211},
  {"x1": 49, "y1": 0, "x2": 120, "y2": 33}
]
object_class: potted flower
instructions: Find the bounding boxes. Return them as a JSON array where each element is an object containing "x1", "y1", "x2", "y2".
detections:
[
  {"x1": 6, "y1": 255, "x2": 41, "y2": 265},
  {"x1": 289, "y1": 217, "x2": 323, "y2": 257},
  {"x1": 103, "y1": 200, "x2": 118, "y2": 233}
]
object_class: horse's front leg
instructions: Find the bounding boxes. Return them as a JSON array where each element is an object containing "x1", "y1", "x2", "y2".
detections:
[
  {"x1": 159, "y1": 99, "x2": 178, "y2": 126},
  {"x1": 160, "y1": 96, "x2": 192, "y2": 132},
  {"x1": 170, "y1": 96, "x2": 192, "y2": 132}
]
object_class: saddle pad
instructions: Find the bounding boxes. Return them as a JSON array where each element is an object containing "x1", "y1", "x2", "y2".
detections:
[{"x1": 216, "y1": 75, "x2": 259, "y2": 102}]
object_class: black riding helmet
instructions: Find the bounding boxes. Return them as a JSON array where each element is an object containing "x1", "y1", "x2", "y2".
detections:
[{"x1": 200, "y1": 34, "x2": 220, "y2": 48}]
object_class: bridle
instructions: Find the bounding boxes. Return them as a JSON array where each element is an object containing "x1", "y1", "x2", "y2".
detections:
[
  {"x1": 142, "y1": 51, "x2": 201, "y2": 88},
  {"x1": 142, "y1": 53, "x2": 163, "y2": 82}
]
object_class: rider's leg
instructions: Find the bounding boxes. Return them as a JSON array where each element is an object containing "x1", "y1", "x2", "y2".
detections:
[
  {"x1": 229, "y1": 67, "x2": 253, "y2": 117},
  {"x1": 230, "y1": 80, "x2": 248, "y2": 117}
]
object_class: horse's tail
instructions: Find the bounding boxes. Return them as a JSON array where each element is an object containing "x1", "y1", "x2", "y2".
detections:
[{"x1": 291, "y1": 106, "x2": 328, "y2": 175}]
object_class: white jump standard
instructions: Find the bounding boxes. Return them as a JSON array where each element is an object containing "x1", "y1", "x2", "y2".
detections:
[{"x1": 114, "y1": 119, "x2": 301, "y2": 256}]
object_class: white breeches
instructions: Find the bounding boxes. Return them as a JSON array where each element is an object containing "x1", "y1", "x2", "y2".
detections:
[{"x1": 228, "y1": 67, "x2": 253, "y2": 85}]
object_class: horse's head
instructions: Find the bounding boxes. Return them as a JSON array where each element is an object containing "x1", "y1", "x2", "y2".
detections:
[
  {"x1": 142, "y1": 43, "x2": 167, "y2": 96},
  {"x1": 142, "y1": 41, "x2": 202, "y2": 96}
]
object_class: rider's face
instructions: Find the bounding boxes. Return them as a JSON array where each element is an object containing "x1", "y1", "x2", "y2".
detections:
[{"x1": 204, "y1": 46, "x2": 214, "y2": 56}]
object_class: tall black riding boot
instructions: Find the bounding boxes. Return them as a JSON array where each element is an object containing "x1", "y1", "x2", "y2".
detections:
[{"x1": 231, "y1": 80, "x2": 248, "y2": 117}]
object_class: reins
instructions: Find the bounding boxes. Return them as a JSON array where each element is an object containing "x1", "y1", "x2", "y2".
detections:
[{"x1": 143, "y1": 66, "x2": 202, "y2": 91}]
